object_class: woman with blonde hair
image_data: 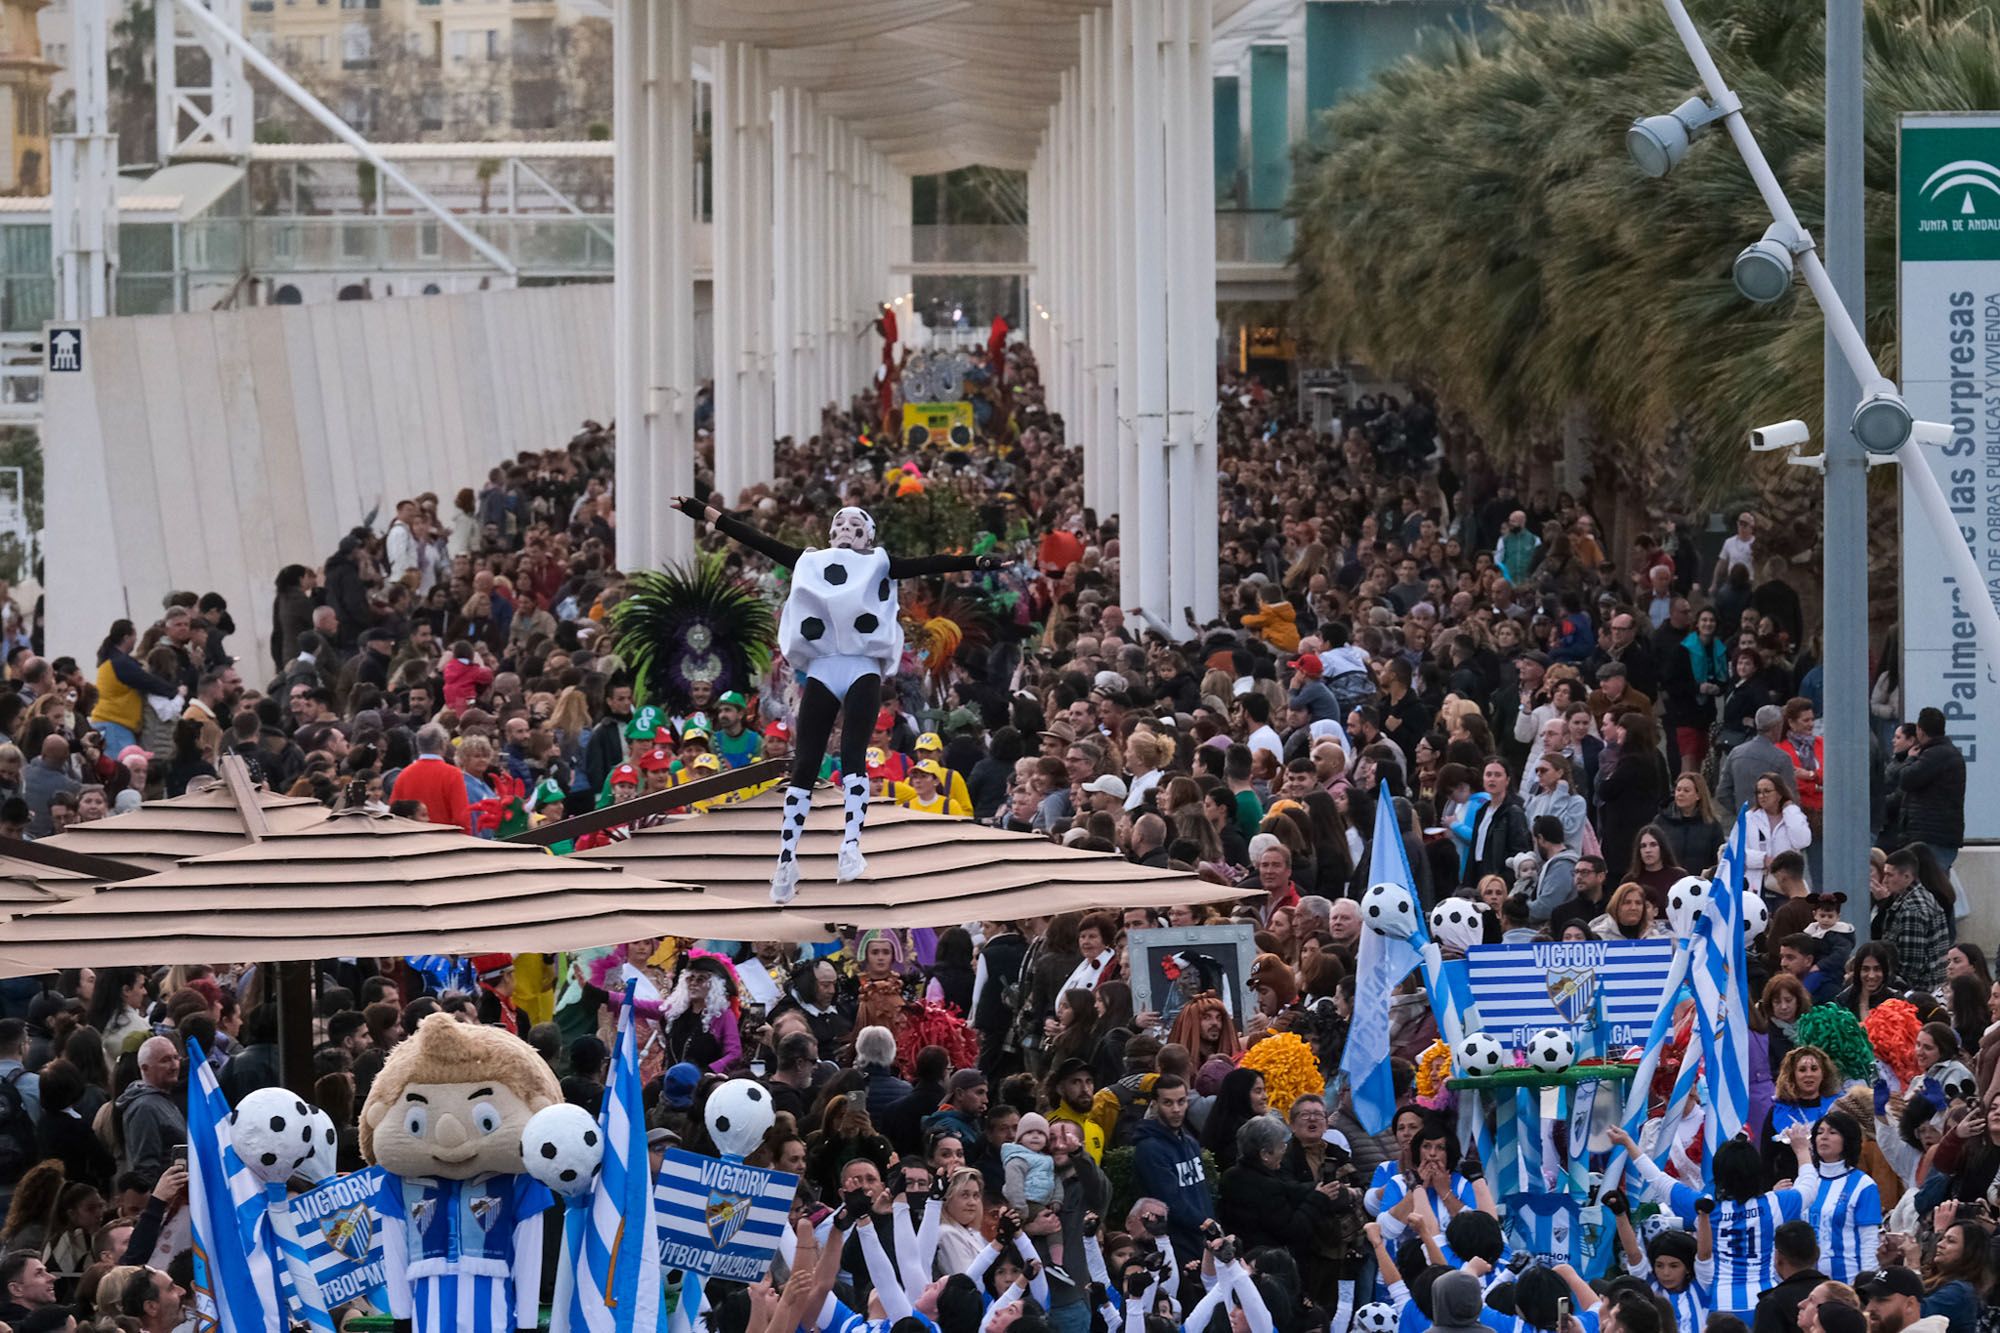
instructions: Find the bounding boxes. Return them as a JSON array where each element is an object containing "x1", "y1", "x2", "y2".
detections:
[
  {"x1": 1592, "y1": 882, "x2": 1667, "y2": 941},
  {"x1": 1123, "y1": 731, "x2": 1172, "y2": 811}
]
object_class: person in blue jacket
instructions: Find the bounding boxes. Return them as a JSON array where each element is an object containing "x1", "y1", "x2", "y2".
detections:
[{"x1": 1130, "y1": 1074, "x2": 1214, "y2": 1267}]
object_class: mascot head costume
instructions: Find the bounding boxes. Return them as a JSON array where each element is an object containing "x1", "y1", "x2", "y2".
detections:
[{"x1": 361, "y1": 1012, "x2": 560, "y2": 1180}]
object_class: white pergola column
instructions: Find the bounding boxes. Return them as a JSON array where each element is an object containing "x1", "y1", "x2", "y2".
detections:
[
  {"x1": 771, "y1": 85, "x2": 799, "y2": 444},
  {"x1": 1112, "y1": 0, "x2": 1140, "y2": 611},
  {"x1": 1163, "y1": 0, "x2": 1204, "y2": 622},
  {"x1": 614, "y1": 0, "x2": 694, "y2": 571},
  {"x1": 1027, "y1": 149, "x2": 1045, "y2": 366},
  {"x1": 1077, "y1": 11, "x2": 1103, "y2": 511},
  {"x1": 1183, "y1": 0, "x2": 1220, "y2": 622},
  {"x1": 710, "y1": 40, "x2": 773, "y2": 506},
  {"x1": 1088, "y1": 5, "x2": 1119, "y2": 524},
  {"x1": 1126, "y1": 0, "x2": 1168, "y2": 621}
]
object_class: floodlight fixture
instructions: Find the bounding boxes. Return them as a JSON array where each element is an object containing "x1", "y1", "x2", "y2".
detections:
[
  {"x1": 1733, "y1": 221, "x2": 1802, "y2": 303},
  {"x1": 1851, "y1": 379, "x2": 1914, "y2": 455},
  {"x1": 1627, "y1": 93, "x2": 1736, "y2": 178}
]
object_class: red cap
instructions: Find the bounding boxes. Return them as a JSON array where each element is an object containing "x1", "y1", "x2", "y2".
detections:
[
  {"x1": 1288, "y1": 653, "x2": 1324, "y2": 679},
  {"x1": 471, "y1": 953, "x2": 513, "y2": 979},
  {"x1": 638, "y1": 746, "x2": 675, "y2": 771},
  {"x1": 875, "y1": 707, "x2": 897, "y2": 732},
  {"x1": 766, "y1": 720, "x2": 791, "y2": 741},
  {"x1": 611, "y1": 763, "x2": 640, "y2": 785}
]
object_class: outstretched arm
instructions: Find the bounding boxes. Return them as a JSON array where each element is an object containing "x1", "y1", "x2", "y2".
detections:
[
  {"x1": 887, "y1": 550, "x2": 1004, "y2": 579},
  {"x1": 673, "y1": 496, "x2": 808, "y2": 569}
]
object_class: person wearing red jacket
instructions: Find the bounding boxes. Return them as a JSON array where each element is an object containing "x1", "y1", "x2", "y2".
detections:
[
  {"x1": 1775, "y1": 697, "x2": 1823, "y2": 815},
  {"x1": 441, "y1": 642, "x2": 493, "y2": 712},
  {"x1": 388, "y1": 724, "x2": 471, "y2": 831}
]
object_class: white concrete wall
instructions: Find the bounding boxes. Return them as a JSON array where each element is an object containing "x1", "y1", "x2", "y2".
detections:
[{"x1": 43, "y1": 282, "x2": 615, "y2": 678}]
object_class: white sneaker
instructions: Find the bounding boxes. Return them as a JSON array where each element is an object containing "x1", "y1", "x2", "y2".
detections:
[
  {"x1": 837, "y1": 842, "x2": 867, "y2": 882},
  {"x1": 769, "y1": 857, "x2": 800, "y2": 905}
]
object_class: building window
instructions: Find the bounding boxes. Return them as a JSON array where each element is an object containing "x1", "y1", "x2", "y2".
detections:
[
  {"x1": 341, "y1": 20, "x2": 372, "y2": 67},
  {"x1": 484, "y1": 27, "x2": 498, "y2": 59}
]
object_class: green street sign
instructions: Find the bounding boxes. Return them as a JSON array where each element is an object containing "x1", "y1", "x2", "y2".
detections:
[{"x1": 1900, "y1": 117, "x2": 2000, "y2": 263}]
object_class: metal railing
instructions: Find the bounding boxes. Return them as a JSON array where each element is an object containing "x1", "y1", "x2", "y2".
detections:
[{"x1": 1214, "y1": 210, "x2": 1294, "y2": 266}]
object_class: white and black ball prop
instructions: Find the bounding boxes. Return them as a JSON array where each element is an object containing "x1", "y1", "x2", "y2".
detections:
[
  {"x1": 1740, "y1": 891, "x2": 1769, "y2": 942},
  {"x1": 229, "y1": 1087, "x2": 318, "y2": 1183},
  {"x1": 1455, "y1": 1032, "x2": 1506, "y2": 1075},
  {"x1": 1360, "y1": 881, "x2": 1419, "y2": 939},
  {"x1": 299, "y1": 1106, "x2": 338, "y2": 1183},
  {"x1": 1641, "y1": 1213, "x2": 1680, "y2": 1244},
  {"x1": 778, "y1": 547, "x2": 905, "y2": 675},
  {"x1": 1525, "y1": 1027, "x2": 1577, "y2": 1073},
  {"x1": 705, "y1": 1079, "x2": 775, "y2": 1159},
  {"x1": 1353, "y1": 1304, "x2": 1398, "y2": 1333},
  {"x1": 1429, "y1": 897, "x2": 1484, "y2": 953},
  {"x1": 1666, "y1": 875, "x2": 1713, "y2": 937},
  {"x1": 521, "y1": 1104, "x2": 603, "y2": 1198}
]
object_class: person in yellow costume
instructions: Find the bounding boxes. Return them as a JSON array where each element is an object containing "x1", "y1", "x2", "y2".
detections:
[
  {"x1": 912, "y1": 732, "x2": 974, "y2": 812},
  {"x1": 895, "y1": 759, "x2": 970, "y2": 816}
]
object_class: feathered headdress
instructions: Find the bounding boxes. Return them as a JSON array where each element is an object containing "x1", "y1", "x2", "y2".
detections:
[{"x1": 611, "y1": 553, "x2": 777, "y2": 709}]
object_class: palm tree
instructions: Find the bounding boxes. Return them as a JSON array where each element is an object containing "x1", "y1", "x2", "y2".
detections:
[{"x1": 1287, "y1": 0, "x2": 2000, "y2": 524}]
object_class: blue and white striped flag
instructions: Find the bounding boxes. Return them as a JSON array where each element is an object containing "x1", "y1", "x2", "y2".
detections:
[
  {"x1": 1338, "y1": 783, "x2": 1429, "y2": 1134},
  {"x1": 186, "y1": 1040, "x2": 283, "y2": 1333},
  {"x1": 1600, "y1": 938, "x2": 1695, "y2": 1196},
  {"x1": 569, "y1": 968, "x2": 662, "y2": 1333},
  {"x1": 1691, "y1": 807, "x2": 1752, "y2": 1158}
]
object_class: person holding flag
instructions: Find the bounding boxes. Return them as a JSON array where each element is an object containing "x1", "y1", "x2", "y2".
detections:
[
  {"x1": 1338, "y1": 781, "x2": 1432, "y2": 1137},
  {"x1": 185, "y1": 1039, "x2": 285, "y2": 1333},
  {"x1": 559, "y1": 966, "x2": 662, "y2": 1333}
]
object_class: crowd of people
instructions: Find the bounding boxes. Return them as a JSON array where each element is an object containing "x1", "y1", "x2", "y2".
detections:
[{"x1": 0, "y1": 340, "x2": 1979, "y2": 1333}]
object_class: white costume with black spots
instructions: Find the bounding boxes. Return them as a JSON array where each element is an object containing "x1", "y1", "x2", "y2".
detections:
[{"x1": 674, "y1": 498, "x2": 993, "y2": 902}]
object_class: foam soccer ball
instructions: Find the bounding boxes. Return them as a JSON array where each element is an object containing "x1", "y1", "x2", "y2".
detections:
[
  {"x1": 229, "y1": 1087, "x2": 319, "y2": 1183},
  {"x1": 1360, "y1": 881, "x2": 1419, "y2": 939},
  {"x1": 299, "y1": 1107, "x2": 338, "y2": 1183},
  {"x1": 1526, "y1": 1027, "x2": 1576, "y2": 1073},
  {"x1": 1455, "y1": 1032, "x2": 1506, "y2": 1075},
  {"x1": 1641, "y1": 1213, "x2": 1680, "y2": 1244},
  {"x1": 521, "y1": 1104, "x2": 603, "y2": 1198},
  {"x1": 1428, "y1": 897, "x2": 1484, "y2": 953},
  {"x1": 1353, "y1": 1304, "x2": 1399, "y2": 1333},
  {"x1": 1740, "y1": 891, "x2": 1769, "y2": 941},
  {"x1": 705, "y1": 1079, "x2": 775, "y2": 1158},
  {"x1": 1666, "y1": 876, "x2": 1713, "y2": 937}
]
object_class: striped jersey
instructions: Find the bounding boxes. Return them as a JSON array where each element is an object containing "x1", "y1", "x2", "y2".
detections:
[
  {"x1": 823, "y1": 1296, "x2": 939, "y2": 1333},
  {"x1": 1800, "y1": 1163, "x2": 1881, "y2": 1283},
  {"x1": 1643, "y1": 1170, "x2": 1810, "y2": 1315},
  {"x1": 1375, "y1": 1173, "x2": 1481, "y2": 1244},
  {"x1": 1624, "y1": 1254, "x2": 1714, "y2": 1333}
]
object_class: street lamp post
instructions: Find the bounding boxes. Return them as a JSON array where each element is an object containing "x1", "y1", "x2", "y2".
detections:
[
  {"x1": 1821, "y1": 0, "x2": 1869, "y2": 933},
  {"x1": 1634, "y1": 0, "x2": 2000, "y2": 920}
]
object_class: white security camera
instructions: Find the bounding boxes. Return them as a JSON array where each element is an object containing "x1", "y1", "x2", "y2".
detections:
[
  {"x1": 1749, "y1": 420, "x2": 1810, "y2": 452},
  {"x1": 1909, "y1": 420, "x2": 1955, "y2": 449}
]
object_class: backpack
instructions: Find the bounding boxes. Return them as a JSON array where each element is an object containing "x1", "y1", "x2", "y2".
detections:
[{"x1": 0, "y1": 1068, "x2": 37, "y2": 1184}]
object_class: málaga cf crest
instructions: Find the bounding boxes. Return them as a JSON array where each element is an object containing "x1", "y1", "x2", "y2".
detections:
[
  {"x1": 705, "y1": 1190, "x2": 754, "y2": 1248},
  {"x1": 1546, "y1": 967, "x2": 1596, "y2": 1026}
]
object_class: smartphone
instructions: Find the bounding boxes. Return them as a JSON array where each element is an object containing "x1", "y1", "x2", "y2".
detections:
[
  {"x1": 1557, "y1": 1298, "x2": 1571, "y2": 1331},
  {"x1": 171, "y1": 1144, "x2": 187, "y2": 1167}
]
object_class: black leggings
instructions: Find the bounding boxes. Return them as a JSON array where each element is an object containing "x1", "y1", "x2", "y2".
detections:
[{"x1": 789, "y1": 673, "x2": 881, "y2": 789}]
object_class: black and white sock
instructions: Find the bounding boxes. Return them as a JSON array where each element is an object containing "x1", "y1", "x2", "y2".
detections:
[
  {"x1": 841, "y1": 774, "x2": 869, "y2": 850},
  {"x1": 776, "y1": 784, "x2": 811, "y2": 866}
]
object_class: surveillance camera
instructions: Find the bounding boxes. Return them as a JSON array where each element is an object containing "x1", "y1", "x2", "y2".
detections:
[
  {"x1": 1909, "y1": 420, "x2": 1955, "y2": 449},
  {"x1": 1749, "y1": 420, "x2": 1810, "y2": 452}
]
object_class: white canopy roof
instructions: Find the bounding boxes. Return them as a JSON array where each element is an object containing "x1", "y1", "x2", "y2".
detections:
[{"x1": 693, "y1": 0, "x2": 1257, "y2": 176}]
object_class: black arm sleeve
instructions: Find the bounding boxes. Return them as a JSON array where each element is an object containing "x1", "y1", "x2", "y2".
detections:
[
  {"x1": 706, "y1": 509, "x2": 808, "y2": 570},
  {"x1": 886, "y1": 552, "x2": 985, "y2": 579}
]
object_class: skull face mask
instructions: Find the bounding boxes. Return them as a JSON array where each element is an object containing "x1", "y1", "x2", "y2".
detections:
[{"x1": 828, "y1": 507, "x2": 876, "y2": 551}]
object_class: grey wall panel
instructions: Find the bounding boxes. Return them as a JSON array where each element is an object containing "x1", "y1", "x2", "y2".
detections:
[{"x1": 45, "y1": 284, "x2": 616, "y2": 678}]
